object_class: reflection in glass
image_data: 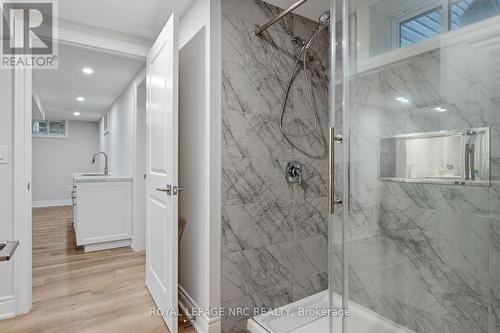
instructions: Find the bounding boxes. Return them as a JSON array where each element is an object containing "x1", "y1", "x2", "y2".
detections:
[
  {"x1": 451, "y1": 0, "x2": 500, "y2": 29},
  {"x1": 365, "y1": 0, "x2": 500, "y2": 58},
  {"x1": 380, "y1": 128, "x2": 490, "y2": 185}
]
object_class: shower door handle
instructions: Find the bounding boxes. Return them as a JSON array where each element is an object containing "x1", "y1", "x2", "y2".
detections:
[
  {"x1": 465, "y1": 143, "x2": 470, "y2": 181},
  {"x1": 329, "y1": 127, "x2": 343, "y2": 214},
  {"x1": 470, "y1": 144, "x2": 475, "y2": 180}
]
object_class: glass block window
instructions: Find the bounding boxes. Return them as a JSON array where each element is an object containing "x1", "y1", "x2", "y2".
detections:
[
  {"x1": 33, "y1": 120, "x2": 68, "y2": 137},
  {"x1": 48, "y1": 121, "x2": 65, "y2": 135},
  {"x1": 32, "y1": 120, "x2": 48, "y2": 135}
]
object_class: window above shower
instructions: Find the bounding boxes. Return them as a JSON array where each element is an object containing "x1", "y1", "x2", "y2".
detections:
[{"x1": 356, "y1": 0, "x2": 500, "y2": 71}]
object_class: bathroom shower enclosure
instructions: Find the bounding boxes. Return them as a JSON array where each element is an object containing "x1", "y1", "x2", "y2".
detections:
[
  {"x1": 331, "y1": 0, "x2": 500, "y2": 332},
  {"x1": 220, "y1": 0, "x2": 500, "y2": 332}
]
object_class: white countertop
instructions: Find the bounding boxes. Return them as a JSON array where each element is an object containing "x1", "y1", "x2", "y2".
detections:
[{"x1": 73, "y1": 173, "x2": 133, "y2": 183}]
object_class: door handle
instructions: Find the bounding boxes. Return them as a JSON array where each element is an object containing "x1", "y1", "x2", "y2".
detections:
[
  {"x1": 0, "y1": 241, "x2": 19, "y2": 262},
  {"x1": 172, "y1": 186, "x2": 185, "y2": 195},
  {"x1": 156, "y1": 185, "x2": 184, "y2": 195},
  {"x1": 156, "y1": 185, "x2": 172, "y2": 195},
  {"x1": 329, "y1": 127, "x2": 343, "y2": 214}
]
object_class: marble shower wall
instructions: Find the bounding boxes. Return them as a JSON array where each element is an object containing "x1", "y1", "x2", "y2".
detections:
[
  {"x1": 344, "y1": 26, "x2": 500, "y2": 333},
  {"x1": 220, "y1": 0, "x2": 331, "y2": 331},
  {"x1": 221, "y1": 1, "x2": 500, "y2": 333}
]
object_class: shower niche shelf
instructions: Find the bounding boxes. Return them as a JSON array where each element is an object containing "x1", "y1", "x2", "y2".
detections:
[{"x1": 379, "y1": 127, "x2": 490, "y2": 186}]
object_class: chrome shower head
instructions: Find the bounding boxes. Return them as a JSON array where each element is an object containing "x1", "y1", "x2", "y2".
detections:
[
  {"x1": 303, "y1": 10, "x2": 331, "y2": 50},
  {"x1": 318, "y1": 10, "x2": 330, "y2": 26}
]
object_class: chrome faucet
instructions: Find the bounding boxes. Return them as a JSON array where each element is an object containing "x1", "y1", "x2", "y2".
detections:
[{"x1": 91, "y1": 151, "x2": 109, "y2": 176}]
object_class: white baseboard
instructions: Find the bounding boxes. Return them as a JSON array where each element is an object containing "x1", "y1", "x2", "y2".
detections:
[
  {"x1": 0, "y1": 296, "x2": 16, "y2": 320},
  {"x1": 131, "y1": 236, "x2": 145, "y2": 252},
  {"x1": 178, "y1": 285, "x2": 221, "y2": 333},
  {"x1": 32, "y1": 199, "x2": 72, "y2": 208},
  {"x1": 83, "y1": 239, "x2": 131, "y2": 252}
]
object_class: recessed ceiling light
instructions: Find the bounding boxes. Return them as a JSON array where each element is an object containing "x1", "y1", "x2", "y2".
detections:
[
  {"x1": 434, "y1": 107, "x2": 447, "y2": 112},
  {"x1": 396, "y1": 97, "x2": 410, "y2": 103},
  {"x1": 77, "y1": 97, "x2": 85, "y2": 102},
  {"x1": 73, "y1": 112, "x2": 80, "y2": 116},
  {"x1": 82, "y1": 67, "x2": 94, "y2": 74}
]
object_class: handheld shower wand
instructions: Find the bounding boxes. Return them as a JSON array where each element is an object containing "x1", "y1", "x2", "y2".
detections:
[{"x1": 279, "y1": 10, "x2": 331, "y2": 138}]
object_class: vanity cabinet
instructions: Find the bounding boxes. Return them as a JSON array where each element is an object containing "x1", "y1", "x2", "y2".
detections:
[{"x1": 73, "y1": 174, "x2": 133, "y2": 252}]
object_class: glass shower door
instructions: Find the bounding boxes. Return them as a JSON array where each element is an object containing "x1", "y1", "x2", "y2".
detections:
[{"x1": 330, "y1": 0, "x2": 500, "y2": 332}]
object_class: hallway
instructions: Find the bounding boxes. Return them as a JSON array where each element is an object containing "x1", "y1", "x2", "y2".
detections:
[{"x1": 0, "y1": 206, "x2": 193, "y2": 333}]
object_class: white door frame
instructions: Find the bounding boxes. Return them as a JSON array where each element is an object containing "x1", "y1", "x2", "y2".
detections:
[{"x1": 13, "y1": 26, "x2": 148, "y2": 315}]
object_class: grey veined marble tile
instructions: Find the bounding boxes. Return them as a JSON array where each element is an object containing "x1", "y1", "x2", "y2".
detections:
[
  {"x1": 380, "y1": 182, "x2": 490, "y2": 217},
  {"x1": 222, "y1": 158, "x2": 293, "y2": 205},
  {"x1": 373, "y1": 206, "x2": 490, "y2": 333},
  {"x1": 285, "y1": 118, "x2": 329, "y2": 160},
  {"x1": 222, "y1": 200, "x2": 294, "y2": 253},
  {"x1": 221, "y1": 284, "x2": 293, "y2": 333},
  {"x1": 491, "y1": 219, "x2": 500, "y2": 333},
  {"x1": 222, "y1": 0, "x2": 282, "y2": 27},
  {"x1": 222, "y1": 109, "x2": 294, "y2": 159},
  {"x1": 292, "y1": 235, "x2": 328, "y2": 281},
  {"x1": 293, "y1": 272, "x2": 328, "y2": 302},
  {"x1": 222, "y1": 284, "x2": 293, "y2": 321},
  {"x1": 490, "y1": 184, "x2": 500, "y2": 219},
  {"x1": 294, "y1": 159, "x2": 329, "y2": 198},
  {"x1": 293, "y1": 196, "x2": 328, "y2": 239},
  {"x1": 222, "y1": 61, "x2": 290, "y2": 116},
  {"x1": 221, "y1": 14, "x2": 295, "y2": 73},
  {"x1": 221, "y1": 242, "x2": 296, "y2": 302},
  {"x1": 346, "y1": 231, "x2": 489, "y2": 333}
]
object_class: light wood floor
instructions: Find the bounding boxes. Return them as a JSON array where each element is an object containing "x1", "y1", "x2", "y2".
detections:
[{"x1": 0, "y1": 206, "x2": 196, "y2": 333}]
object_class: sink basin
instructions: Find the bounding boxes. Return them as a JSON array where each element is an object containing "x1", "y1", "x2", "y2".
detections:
[
  {"x1": 0, "y1": 242, "x2": 5, "y2": 251},
  {"x1": 80, "y1": 173, "x2": 107, "y2": 177}
]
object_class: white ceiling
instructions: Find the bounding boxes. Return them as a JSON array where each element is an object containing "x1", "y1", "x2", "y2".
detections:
[
  {"x1": 261, "y1": 0, "x2": 339, "y2": 21},
  {"x1": 55, "y1": 0, "x2": 195, "y2": 41},
  {"x1": 33, "y1": 43, "x2": 145, "y2": 122},
  {"x1": 32, "y1": 0, "x2": 336, "y2": 122}
]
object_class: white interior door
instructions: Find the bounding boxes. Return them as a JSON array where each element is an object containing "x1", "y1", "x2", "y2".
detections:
[{"x1": 145, "y1": 13, "x2": 179, "y2": 333}]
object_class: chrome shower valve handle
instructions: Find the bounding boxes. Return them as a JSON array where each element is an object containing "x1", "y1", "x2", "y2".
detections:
[{"x1": 286, "y1": 161, "x2": 303, "y2": 185}]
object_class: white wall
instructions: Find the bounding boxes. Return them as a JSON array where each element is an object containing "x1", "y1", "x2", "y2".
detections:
[
  {"x1": 179, "y1": 25, "x2": 207, "y2": 316},
  {"x1": 99, "y1": 69, "x2": 146, "y2": 251},
  {"x1": 133, "y1": 79, "x2": 146, "y2": 252},
  {"x1": 178, "y1": 0, "x2": 222, "y2": 332},
  {"x1": 0, "y1": 69, "x2": 15, "y2": 319},
  {"x1": 32, "y1": 121, "x2": 99, "y2": 206},
  {"x1": 99, "y1": 71, "x2": 143, "y2": 177}
]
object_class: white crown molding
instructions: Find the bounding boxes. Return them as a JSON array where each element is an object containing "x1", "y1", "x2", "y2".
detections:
[
  {"x1": 57, "y1": 25, "x2": 149, "y2": 59},
  {"x1": 31, "y1": 19, "x2": 150, "y2": 59}
]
